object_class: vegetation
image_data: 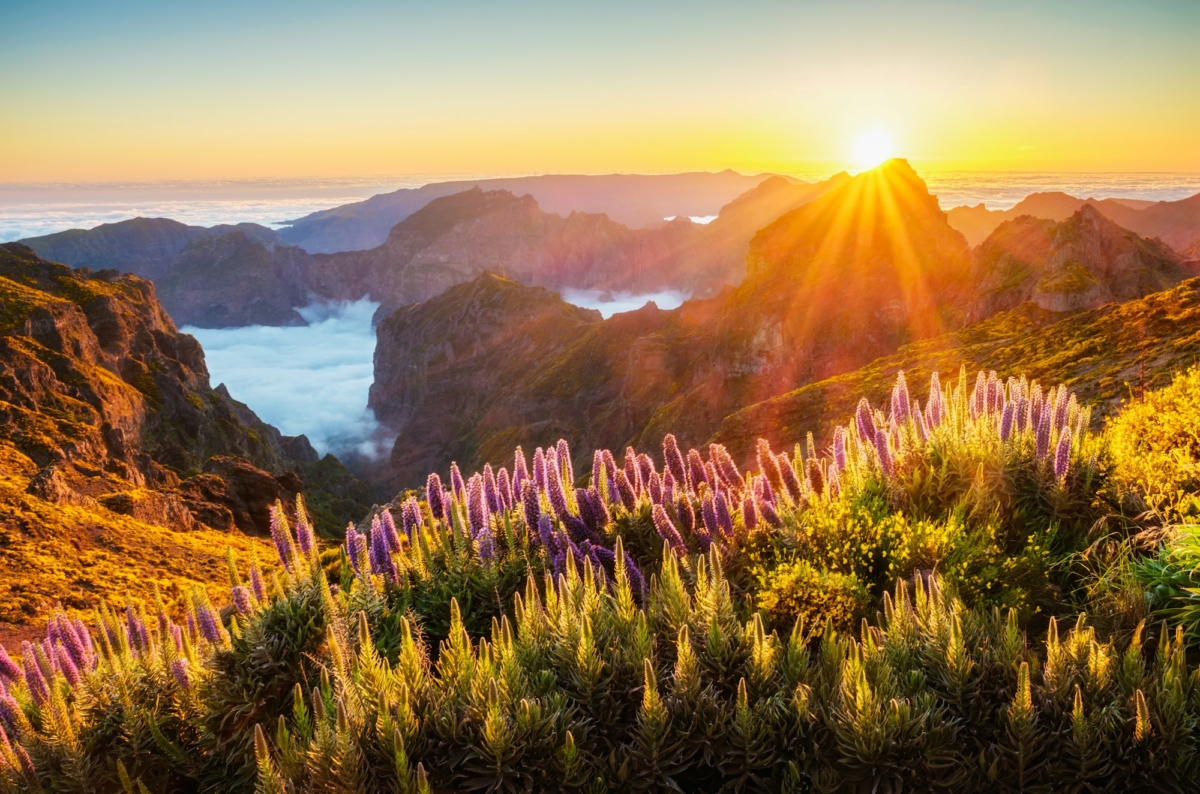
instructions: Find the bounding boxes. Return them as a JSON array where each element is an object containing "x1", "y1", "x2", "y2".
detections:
[{"x1": 0, "y1": 366, "x2": 1198, "y2": 792}]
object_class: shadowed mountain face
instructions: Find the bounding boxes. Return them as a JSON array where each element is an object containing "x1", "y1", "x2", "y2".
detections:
[
  {"x1": 973, "y1": 205, "x2": 1194, "y2": 315},
  {"x1": 19, "y1": 218, "x2": 281, "y2": 279},
  {"x1": 277, "y1": 171, "x2": 779, "y2": 253},
  {"x1": 369, "y1": 160, "x2": 981, "y2": 485},
  {"x1": 0, "y1": 243, "x2": 372, "y2": 534},
  {"x1": 947, "y1": 191, "x2": 1200, "y2": 250}
]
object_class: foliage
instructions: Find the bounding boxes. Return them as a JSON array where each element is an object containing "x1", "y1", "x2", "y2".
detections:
[{"x1": 0, "y1": 367, "x2": 1197, "y2": 791}]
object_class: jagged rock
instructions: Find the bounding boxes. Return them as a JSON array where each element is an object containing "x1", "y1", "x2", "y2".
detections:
[
  {"x1": 27, "y1": 466, "x2": 95, "y2": 507},
  {"x1": 97, "y1": 489, "x2": 198, "y2": 532}
]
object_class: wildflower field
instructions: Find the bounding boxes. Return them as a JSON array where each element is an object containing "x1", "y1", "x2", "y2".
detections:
[{"x1": 2, "y1": 367, "x2": 1200, "y2": 793}]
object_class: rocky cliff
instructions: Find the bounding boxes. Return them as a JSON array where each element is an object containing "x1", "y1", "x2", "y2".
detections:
[
  {"x1": 0, "y1": 243, "x2": 371, "y2": 537},
  {"x1": 972, "y1": 204, "x2": 1195, "y2": 315}
]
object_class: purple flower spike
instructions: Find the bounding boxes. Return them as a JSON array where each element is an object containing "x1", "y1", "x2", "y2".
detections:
[
  {"x1": 601, "y1": 449, "x2": 619, "y2": 488},
  {"x1": 675, "y1": 494, "x2": 695, "y2": 533},
  {"x1": 171, "y1": 657, "x2": 191, "y2": 691},
  {"x1": 532, "y1": 448, "x2": 548, "y2": 493},
  {"x1": 687, "y1": 448, "x2": 708, "y2": 493},
  {"x1": 196, "y1": 600, "x2": 222, "y2": 645},
  {"x1": 537, "y1": 514, "x2": 555, "y2": 550},
  {"x1": 651, "y1": 505, "x2": 687, "y2": 553},
  {"x1": 496, "y1": 467, "x2": 513, "y2": 511},
  {"x1": 295, "y1": 509, "x2": 315, "y2": 556},
  {"x1": 742, "y1": 495, "x2": 758, "y2": 531},
  {"x1": 476, "y1": 526, "x2": 495, "y2": 565},
  {"x1": 371, "y1": 521, "x2": 398, "y2": 581},
  {"x1": 1036, "y1": 405, "x2": 1052, "y2": 460},
  {"x1": 21, "y1": 646, "x2": 48, "y2": 705},
  {"x1": 1055, "y1": 431, "x2": 1071, "y2": 479},
  {"x1": 54, "y1": 646, "x2": 79, "y2": 687},
  {"x1": 381, "y1": 509, "x2": 403, "y2": 551},
  {"x1": 545, "y1": 459, "x2": 571, "y2": 521},
  {"x1": 663, "y1": 434, "x2": 687, "y2": 486},
  {"x1": 345, "y1": 526, "x2": 367, "y2": 577},
  {"x1": 513, "y1": 447, "x2": 529, "y2": 493},
  {"x1": 637, "y1": 454, "x2": 655, "y2": 486},
  {"x1": 450, "y1": 462, "x2": 466, "y2": 501},
  {"x1": 556, "y1": 439, "x2": 574, "y2": 483},
  {"x1": 249, "y1": 563, "x2": 266, "y2": 603},
  {"x1": 55, "y1": 614, "x2": 86, "y2": 668},
  {"x1": 614, "y1": 470, "x2": 637, "y2": 512},
  {"x1": 647, "y1": 471, "x2": 663, "y2": 505},
  {"x1": 522, "y1": 483, "x2": 542, "y2": 532},
  {"x1": 400, "y1": 499, "x2": 421, "y2": 539},
  {"x1": 624, "y1": 447, "x2": 643, "y2": 495},
  {"x1": 170, "y1": 623, "x2": 184, "y2": 653},
  {"x1": 999, "y1": 401, "x2": 1015, "y2": 442},
  {"x1": 0, "y1": 648, "x2": 22, "y2": 684},
  {"x1": 662, "y1": 470, "x2": 677, "y2": 506},
  {"x1": 833, "y1": 427, "x2": 847, "y2": 473},
  {"x1": 269, "y1": 504, "x2": 296, "y2": 572},
  {"x1": 710, "y1": 444, "x2": 741, "y2": 489},
  {"x1": 855, "y1": 399, "x2": 877, "y2": 444},
  {"x1": 715, "y1": 492, "x2": 734, "y2": 538},
  {"x1": 756, "y1": 439, "x2": 783, "y2": 495},
  {"x1": 694, "y1": 526, "x2": 714, "y2": 551},
  {"x1": 0, "y1": 695, "x2": 22, "y2": 735},
  {"x1": 701, "y1": 494, "x2": 719, "y2": 537},
  {"x1": 874, "y1": 429, "x2": 894, "y2": 478},
  {"x1": 777, "y1": 453, "x2": 802, "y2": 502},
  {"x1": 892, "y1": 371, "x2": 911, "y2": 425},
  {"x1": 807, "y1": 459, "x2": 826, "y2": 498},
  {"x1": 427, "y1": 474, "x2": 447, "y2": 521},
  {"x1": 913, "y1": 409, "x2": 928, "y2": 443},
  {"x1": 232, "y1": 586, "x2": 253, "y2": 615},
  {"x1": 467, "y1": 476, "x2": 489, "y2": 537},
  {"x1": 623, "y1": 550, "x2": 647, "y2": 602},
  {"x1": 757, "y1": 497, "x2": 783, "y2": 528},
  {"x1": 484, "y1": 464, "x2": 500, "y2": 514}
]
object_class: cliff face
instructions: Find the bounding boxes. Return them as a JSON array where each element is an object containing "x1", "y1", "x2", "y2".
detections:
[
  {"x1": 973, "y1": 205, "x2": 1195, "y2": 315},
  {"x1": 368, "y1": 161, "x2": 981, "y2": 487},
  {"x1": 0, "y1": 243, "x2": 371, "y2": 536}
]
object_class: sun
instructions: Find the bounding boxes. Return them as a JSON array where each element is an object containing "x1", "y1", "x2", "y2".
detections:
[{"x1": 853, "y1": 130, "x2": 895, "y2": 170}]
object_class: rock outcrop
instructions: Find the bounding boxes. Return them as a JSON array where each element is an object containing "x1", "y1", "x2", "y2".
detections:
[
  {"x1": 0, "y1": 243, "x2": 372, "y2": 535},
  {"x1": 947, "y1": 191, "x2": 1200, "y2": 250},
  {"x1": 972, "y1": 205, "x2": 1195, "y2": 315}
]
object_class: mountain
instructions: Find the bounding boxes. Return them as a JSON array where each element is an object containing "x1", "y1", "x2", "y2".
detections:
[
  {"x1": 153, "y1": 232, "x2": 312, "y2": 327},
  {"x1": 946, "y1": 191, "x2": 1200, "y2": 249},
  {"x1": 368, "y1": 160, "x2": 978, "y2": 485},
  {"x1": 19, "y1": 217, "x2": 281, "y2": 279},
  {"x1": 0, "y1": 243, "x2": 372, "y2": 545},
  {"x1": 19, "y1": 176, "x2": 847, "y2": 329},
  {"x1": 714, "y1": 275, "x2": 1200, "y2": 463},
  {"x1": 973, "y1": 204, "x2": 1194, "y2": 315},
  {"x1": 277, "y1": 171, "x2": 782, "y2": 253}
]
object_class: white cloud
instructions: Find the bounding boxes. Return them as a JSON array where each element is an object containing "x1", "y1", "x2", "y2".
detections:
[
  {"x1": 182, "y1": 298, "x2": 390, "y2": 460},
  {"x1": 559, "y1": 288, "x2": 688, "y2": 318}
]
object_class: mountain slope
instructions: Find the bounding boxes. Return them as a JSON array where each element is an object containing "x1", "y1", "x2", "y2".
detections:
[
  {"x1": 714, "y1": 276, "x2": 1200, "y2": 461},
  {"x1": 19, "y1": 217, "x2": 281, "y2": 279},
  {"x1": 947, "y1": 191, "x2": 1200, "y2": 249},
  {"x1": 0, "y1": 243, "x2": 372, "y2": 539},
  {"x1": 278, "y1": 171, "x2": 780, "y2": 253},
  {"x1": 973, "y1": 204, "x2": 1195, "y2": 314}
]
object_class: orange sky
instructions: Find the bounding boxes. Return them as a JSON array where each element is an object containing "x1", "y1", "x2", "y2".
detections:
[{"x1": 1, "y1": 1, "x2": 1197, "y2": 182}]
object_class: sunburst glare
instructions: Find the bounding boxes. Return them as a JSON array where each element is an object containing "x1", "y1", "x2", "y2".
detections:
[{"x1": 853, "y1": 129, "x2": 895, "y2": 170}]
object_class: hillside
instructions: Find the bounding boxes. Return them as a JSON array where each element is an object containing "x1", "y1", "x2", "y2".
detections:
[
  {"x1": 19, "y1": 217, "x2": 281, "y2": 279},
  {"x1": 973, "y1": 204, "x2": 1194, "y2": 315},
  {"x1": 714, "y1": 275, "x2": 1200, "y2": 460},
  {"x1": 947, "y1": 190, "x2": 1200, "y2": 249},
  {"x1": 0, "y1": 244, "x2": 372, "y2": 629},
  {"x1": 277, "y1": 171, "x2": 781, "y2": 253}
]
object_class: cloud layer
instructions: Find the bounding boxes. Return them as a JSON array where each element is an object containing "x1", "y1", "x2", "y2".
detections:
[
  {"x1": 560, "y1": 289, "x2": 688, "y2": 318},
  {"x1": 183, "y1": 299, "x2": 388, "y2": 459}
]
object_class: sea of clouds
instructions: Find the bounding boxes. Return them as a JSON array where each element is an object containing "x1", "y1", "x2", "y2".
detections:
[
  {"x1": 559, "y1": 288, "x2": 688, "y2": 317},
  {"x1": 182, "y1": 299, "x2": 390, "y2": 460}
]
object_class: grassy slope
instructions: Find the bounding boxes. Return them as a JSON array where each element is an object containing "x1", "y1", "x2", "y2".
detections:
[{"x1": 714, "y1": 277, "x2": 1200, "y2": 458}]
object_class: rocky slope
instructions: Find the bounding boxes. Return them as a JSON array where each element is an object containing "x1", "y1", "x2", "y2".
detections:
[
  {"x1": 947, "y1": 191, "x2": 1200, "y2": 249},
  {"x1": 0, "y1": 243, "x2": 372, "y2": 540},
  {"x1": 278, "y1": 171, "x2": 779, "y2": 253},
  {"x1": 973, "y1": 205, "x2": 1194, "y2": 315},
  {"x1": 20, "y1": 217, "x2": 281, "y2": 279}
]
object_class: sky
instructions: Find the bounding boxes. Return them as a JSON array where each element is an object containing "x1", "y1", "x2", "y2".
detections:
[{"x1": 1, "y1": 0, "x2": 1197, "y2": 182}]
